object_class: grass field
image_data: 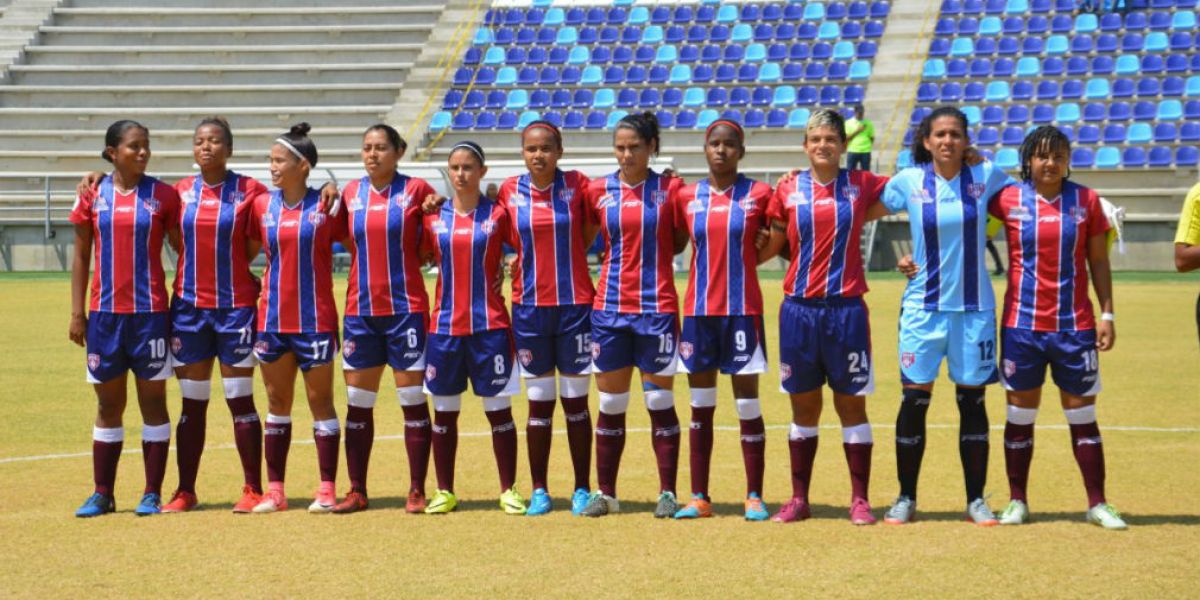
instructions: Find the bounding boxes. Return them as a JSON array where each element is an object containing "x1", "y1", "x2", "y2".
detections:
[{"x1": 1, "y1": 272, "x2": 1198, "y2": 598}]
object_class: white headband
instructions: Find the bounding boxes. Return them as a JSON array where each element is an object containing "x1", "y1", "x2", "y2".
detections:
[
  {"x1": 274, "y1": 137, "x2": 308, "y2": 164},
  {"x1": 451, "y1": 142, "x2": 484, "y2": 164}
]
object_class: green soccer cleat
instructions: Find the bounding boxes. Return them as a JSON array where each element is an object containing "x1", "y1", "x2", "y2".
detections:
[
  {"x1": 1086, "y1": 503, "x2": 1128, "y2": 530},
  {"x1": 999, "y1": 500, "x2": 1030, "y2": 525},
  {"x1": 424, "y1": 489, "x2": 458, "y2": 514},
  {"x1": 499, "y1": 488, "x2": 528, "y2": 515}
]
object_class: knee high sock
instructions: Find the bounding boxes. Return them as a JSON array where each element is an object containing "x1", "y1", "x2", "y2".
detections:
[
  {"x1": 895, "y1": 388, "x2": 932, "y2": 500},
  {"x1": 957, "y1": 387, "x2": 990, "y2": 503}
]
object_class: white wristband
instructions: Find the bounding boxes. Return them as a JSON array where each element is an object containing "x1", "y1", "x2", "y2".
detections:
[{"x1": 1100, "y1": 312, "x2": 1114, "y2": 322}]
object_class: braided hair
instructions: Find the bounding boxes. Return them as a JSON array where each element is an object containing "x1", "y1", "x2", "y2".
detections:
[{"x1": 1018, "y1": 125, "x2": 1072, "y2": 183}]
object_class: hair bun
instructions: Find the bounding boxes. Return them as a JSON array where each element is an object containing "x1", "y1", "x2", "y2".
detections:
[{"x1": 289, "y1": 122, "x2": 312, "y2": 137}]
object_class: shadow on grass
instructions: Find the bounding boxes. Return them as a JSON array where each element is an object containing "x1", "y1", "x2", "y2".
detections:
[{"x1": 889, "y1": 510, "x2": 1200, "y2": 526}]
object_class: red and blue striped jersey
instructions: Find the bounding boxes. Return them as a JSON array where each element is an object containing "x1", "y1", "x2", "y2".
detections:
[
  {"x1": 990, "y1": 181, "x2": 1109, "y2": 332},
  {"x1": 173, "y1": 172, "x2": 267, "y2": 309},
  {"x1": 587, "y1": 171, "x2": 682, "y2": 314},
  {"x1": 768, "y1": 169, "x2": 888, "y2": 299},
  {"x1": 424, "y1": 199, "x2": 515, "y2": 335},
  {"x1": 677, "y1": 175, "x2": 772, "y2": 316},
  {"x1": 500, "y1": 169, "x2": 595, "y2": 307},
  {"x1": 70, "y1": 175, "x2": 180, "y2": 313},
  {"x1": 342, "y1": 174, "x2": 434, "y2": 317},
  {"x1": 248, "y1": 188, "x2": 348, "y2": 333}
]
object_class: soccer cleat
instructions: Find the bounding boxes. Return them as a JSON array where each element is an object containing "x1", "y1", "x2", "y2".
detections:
[
  {"x1": 570, "y1": 488, "x2": 590, "y2": 516},
  {"x1": 232, "y1": 486, "x2": 262, "y2": 514},
  {"x1": 966, "y1": 497, "x2": 999, "y2": 526},
  {"x1": 500, "y1": 488, "x2": 528, "y2": 515},
  {"x1": 771, "y1": 497, "x2": 811, "y2": 523},
  {"x1": 308, "y1": 487, "x2": 337, "y2": 514},
  {"x1": 849, "y1": 497, "x2": 877, "y2": 526},
  {"x1": 744, "y1": 493, "x2": 769, "y2": 522},
  {"x1": 134, "y1": 492, "x2": 162, "y2": 516},
  {"x1": 425, "y1": 489, "x2": 458, "y2": 514},
  {"x1": 161, "y1": 490, "x2": 198, "y2": 513},
  {"x1": 75, "y1": 493, "x2": 115, "y2": 518},
  {"x1": 525, "y1": 488, "x2": 553, "y2": 516},
  {"x1": 673, "y1": 494, "x2": 713, "y2": 519},
  {"x1": 251, "y1": 488, "x2": 288, "y2": 514},
  {"x1": 999, "y1": 499, "x2": 1030, "y2": 525},
  {"x1": 653, "y1": 491, "x2": 679, "y2": 519},
  {"x1": 406, "y1": 490, "x2": 427, "y2": 514},
  {"x1": 331, "y1": 490, "x2": 368, "y2": 514},
  {"x1": 1086, "y1": 503, "x2": 1128, "y2": 530},
  {"x1": 580, "y1": 491, "x2": 620, "y2": 517},
  {"x1": 884, "y1": 495, "x2": 917, "y2": 525}
]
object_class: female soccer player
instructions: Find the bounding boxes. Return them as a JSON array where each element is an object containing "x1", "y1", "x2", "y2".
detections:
[
  {"x1": 756, "y1": 109, "x2": 892, "y2": 525},
  {"x1": 331, "y1": 125, "x2": 438, "y2": 514},
  {"x1": 70, "y1": 120, "x2": 181, "y2": 517},
  {"x1": 246, "y1": 123, "x2": 349, "y2": 514},
  {"x1": 672, "y1": 119, "x2": 773, "y2": 521},
  {"x1": 420, "y1": 141, "x2": 526, "y2": 515},
  {"x1": 880, "y1": 107, "x2": 1015, "y2": 526},
  {"x1": 989, "y1": 126, "x2": 1125, "y2": 529},
  {"x1": 1175, "y1": 180, "x2": 1200, "y2": 347},
  {"x1": 580, "y1": 112, "x2": 687, "y2": 519}
]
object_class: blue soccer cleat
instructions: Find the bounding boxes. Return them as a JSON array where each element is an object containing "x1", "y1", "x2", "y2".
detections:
[
  {"x1": 526, "y1": 488, "x2": 553, "y2": 516},
  {"x1": 134, "y1": 492, "x2": 161, "y2": 516},
  {"x1": 744, "y1": 492, "x2": 770, "y2": 522},
  {"x1": 570, "y1": 488, "x2": 590, "y2": 516},
  {"x1": 75, "y1": 493, "x2": 115, "y2": 518}
]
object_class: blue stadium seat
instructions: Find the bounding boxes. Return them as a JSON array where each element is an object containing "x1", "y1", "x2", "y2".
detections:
[
  {"x1": 1137, "y1": 78, "x2": 1161, "y2": 97},
  {"x1": 1122, "y1": 33, "x2": 1144, "y2": 52},
  {"x1": 715, "y1": 64, "x2": 737, "y2": 82},
  {"x1": 1123, "y1": 147, "x2": 1146, "y2": 168},
  {"x1": 706, "y1": 87, "x2": 728, "y2": 107},
  {"x1": 678, "y1": 44, "x2": 701, "y2": 63},
  {"x1": 1056, "y1": 102, "x2": 1081, "y2": 123},
  {"x1": 995, "y1": 148, "x2": 1019, "y2": 170},
  {"x1": 1037, "y1": 80, "x2": 1060, "y2": 100},
  {"x1": 693, "y1": 64, "x2": 714, "y2": 83},
  {"x1": 430, "y1": 111, "x2": 452, "y2": 132},
  {"x1": 608, "y1": 7, "x2": 628, "y2": 25},
  {"x1": 1094, "y1": 147, "x2": 1120, "y2": 168},
  {"x1": 473, "y1": 28, "x2": 493, "y2": 46},
  {"x1": 1154, "y1": 122, "x2": 1177, "y2": 142},
  {"x1": 758, "y1": 63, "x2": 782, "y2": 83},
  {"x1": 957, "y1": 17, "x2": 980, "y2": 35},
  {"x1": 603, "y1": 110, "x2": 627, "y2": 129},
  {"x1": 1107, "y1": 101, "x2": 1131, "y2": 121},
  {"x1": 1112, "y1": 77, "x2": 1135, "y2": 97},
  {"x1": 629, "y1": 5, "x2": 650, "y2": 25},
  {"x1": 641, "y1": 25, "x2": 663, "y2": 45},
  {"x1": 1071, "y1": 147, "x2": 1094, "y2": 168},
  {"x1": 529, "y1": 89, "x2": 550, "y2": 109},
  {"x1": 672, "y1": 5, "x2": 694, "y2": 23},
  {"x1": 1071, "y1": 34, "x2": 1094, "y2": 54},
  {"x1": 1102, "y1": 124, "x2": 1128, "y2": 144},
  {"x1": 537, "y1": 66, "x2": 559, "y2": 85},
  {"x1": 1170, "y1": 32, "x2": 1194, "y2": 51},
  {"x1": 753, "y1": 23, "x2": 774, "y2": 42},
  {"x1": 864, "y1": 20, "x2": 886, "y2": 37},
  {"x1": 984, "y1": 81, "x2": 1010, "y2": 101},
  {"x1": 842, "y1": 22, "x2": 864, "y2": 40},
  {"x1": 1133, "y1": 100, "x2": 1156, "y2": 120},
  {"x1": 812, "y1": 42, "x2": 833, "y2": 60},
  {"x1": 951, "y1": 38, "x2": 975, "y2": 57},
  {"x1": 616, "y1": 88, "x2": 637, "y2": 108},
  {"x1": 943, "y1": 0, "x2": 965, "y2": 13},
  {"x1": 806, "y1": 63, "x2": 827, "y2": 80},
  {"x1": 1142, "y1": 54, "x2": 1165, "y2": 74},
  {"x1": 1046, "y1": 35, "x2": 1068, "y2": 54},
  {"x1": 1077, "y1": 124, "x2": 1100, "y2": 143},
  {"x1": 997, "y1": 36, "x2": 1020, "y2": 55},
  {"x1": 1149, "y1": 10, "x2": 1172, "y2": 30},
  {"x1": 1022, "y1": 36, "x2": 1044, "y2": 54},
  {"x1": 527, "y1": 47, "x2": 548, "y2": 65},
  {"x1": 729, "y1": 86, "x2": 751, "y2": 107},
  {"x1": 664, "y1": 25, "x2": 686, "y2": 43},
  {"x1": 1027, "y1": 15, "x2": 1049, "y2": 33},
  {"x1": 752, "y1": 86, "x2": 774, "y2": 106},
  {"x1": 910, "y1": 106, "x2": 932, "y2": 125},
  {"x1": 675, "y1": 110, "x2": 698, "y2": 129},
  {"x1": 1178, "y1": 146, "x2": 1200, "y2": 167},
  {"x1": 655, "y1": 109, "x2": 675, "y2": 129},
  {"x1": 980, "y1": 16, "x2": 1002, "y2": 35},
  {"x1": 1016, "y1": 57, "x2": 1039, "y2": 77},
  {"x1": 982, "y1": 105, "x2": 1004, "y2": 125},
  {"x1": 1081, "y1": 102, "x2": 1105, "y2": 122},
  {"x1": 699, "y1": 44, "x2": 721, "y2": 63},
  {"x1": 1032, "y1": 104, "x2": 1054, "y2": 123},
  {"x1": 1162, "y1": 76, "x2": 1186, "y2": 97},
  {"x1": 964, "y1": 81, "x2": 985, "y2": 101},
  {"x1": 633, "y1": 46, "x2": 655, "y2": 63},
  {"x1": 828, "y1": 61, "x2": 850, "y2": 80},
  {"x1": 827, "y1": 2, "x2": 849, "y2": 20},
  {"x1": 732, "y1": 23, "x2": 754, "y2": 43},
  {"x1": 1166, "y1": 54, "x2": 1189, "y2": 74},
  {"x1": 804, "y1": 2, "x2": 827, "y2": 20},
  {"x1": 518, "y1": 110, "x2": 541, "y2": 129},
  {"x1": 1067, "y1": 56, "x2": 1089, "y2": 76},
  {"x1": 941, "y1": 82, "x2": 964, "y2": 101},
  {"x1": 1080, "y1": 78, "x2": 1111, "y2": 100},
  {"x1": 832, "y1": 41, "x2": 855, "y2": 60},
  {"x1": 567, "y1": 46, "x2": 589, "y2": 65},
  {"x1": 629, "y1": 65, "x2": 649, "y2": 83},
  {"x1": 1158, "y1": 99, "x2": 1183, "y2": 120},
  {"x1": 683, "y1": 86, "x2": 706, "y2": 108},
  {"x1": 581, "y1": 111, "x2": 604, "y2": 130},
  {"x1": 977, "y1": 126, "x2": 1000, "y2": 145},
  {"x1": 1041, "y1": 57, "x2": 1063, "y2": 76},
  {"x1": 657, "y1": 88, "x2": 680, "y2": 108},
  {"x1": 593, "y1": 88, "x2": 616, "y2": 109},
  {"x1": 1090, "y1": 55, "x2": 1114, "y2": 74},
  {"x1": 460, "y1": 89, "x2": 483, "y2": 110},
  {"x1": 819, "y1": 85, "x2": 840, "y2": 105},
  {"x1": 442, "y1": 89, "x2": 463, "y2": 110},
  {"x1": 1075, "y1": 13, "x2": 1099, "y2": 33},
  {"x1": 1002, "y1": 16, "x2": 1023, "y2": 34},
  {"x1": 577, "y1": 27, "x2": 599, "y2": 45},
  {"x1": 1012, "y1": 80, "x2": 1034, "y2": 100},
  {"x1": 1049, "y1": 14, "x2": 1072, "y2": 33},
  {"x1": 767, "y1": 108, "x2": 789, "y2": 128},
  {"x1": 515, "y1": 27, "x2": 537, "y2": 45},
  {"x1": 871, "y1": 0, "x2": 892, "y2": 17},
  {"x1": 798, "y1": 86, "x2": 819, "y2": 105},
  {"x1": 1001, "y1": 126, "x2": 1025, "y2": 145},
  {"x1": 1062, "y1": 79, "x2": 1083, "y2": 99},
  {"x1": 796, "y1": 22, "x2": 819, "y2": 40},
  {"x1": 503, "y1": 8, "x2": 523, "y2": 26},
  {"x1": 849, "y1": 61, "x2": 872, "y2": 81},
  {"x1": 930, "y1": 38, "x2": 950, "y2": 57},
  {"x1": 517, "y1": 67, "x2": 538, "y2": 85},
  {"x1": 763, "y1": 3, "x2": 785, "y2": 21},
  {"x1": 970, "y1": 58, "x2": 992, "y2": 77},
  {"x1": 716, "y1": 4, "x2": 738, "y2": 23},
  {"x1": 463, "y1": 48, "x2": 482, "y2": 66},
  {"x1": 850, "y1": 0, "x2": 872, "y2": 19},
  {"x1": 1185, "y1": 122, "x2": 1200, "y2": 142},
  {"x1": 789, "y1": 108, "x2": 812, "y2": 128},
  {"x1": 476, "y1": 111, "x2": 497, "y2": 129},
  {"x1": 1187, "y1": 76, "x2": 1200, "y2": 97},
  {"x1": 767, "y1": 43, "x2": 789, "y2": 62},
  {"x1": 962, "y1": 105, "x2": 982, "y2": 125}
]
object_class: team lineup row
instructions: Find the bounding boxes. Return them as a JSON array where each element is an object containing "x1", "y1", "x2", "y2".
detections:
[{"x1": 67, "y1": 107, "x2": 1125, "y2": 529}]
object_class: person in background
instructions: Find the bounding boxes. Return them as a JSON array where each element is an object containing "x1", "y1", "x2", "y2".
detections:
[
  {"x1": 1175, "y1": 180, "x2": 1200, "y2": 347},
  {"x1": 844, "y1": 105, "x2": 875, "y2": 172}
]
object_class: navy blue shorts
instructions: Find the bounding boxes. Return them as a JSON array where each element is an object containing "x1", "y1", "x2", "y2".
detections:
[
  {"x1": 680, "y1": 315, "x2": 768, "y2": 375},
  {"x1": 86, "y1": 311, "x2": 173, "y2": 383},
  {"x1": 253, "y1": 331, "x2": 339, "y2": 372},
  {"x1": 424, "y1": 329, "x2": 521, "y2": 397},
  {"x1": 778, "y1": 296, "x2": 874, "y2": 395},
  {"x1": 342, "y1": 313, "x2": 428, "y2": 371},
  {"x1": 170, "y1": 298, "x2": 256, "y2": 368},
  {"x1": 590, "y1": 310, "x2": 679, "y2": 375},
  {"x1": 1001, "y1": 327, "x2": 1102, "y2": 396},
  {"x1": 512, "y1": 304, "x2": 593, "y2": 377}
]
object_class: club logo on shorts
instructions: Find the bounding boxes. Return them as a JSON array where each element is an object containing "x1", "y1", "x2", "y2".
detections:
[
  {"x1": 342, "y1": 340, "x2": 356, "y2": 358},
  {"x1": 254, "y1": 340, "x2": 270, "y2": 354},
  {"x1": 1003, "y1": 358, "x2": 1016, "y2": 378},
  {"x1": 425, "y1": 365, "x2": 437, "y2": 380},
  {"x1": 901, "y1": 352, "x2": 916, "y2": 368},
  {"x1": 308, "y1": 212, "x2": 326, "y2": 226},
  {"x1": 679, "y1": 341, "x2": 693, "y2": 359},
  {"x1": 591, "y1": 341, "x2": 601, "y2": 359},
  {"x1": 780, "y1": 362, "x2": 791, "y2": 381},
  {"x1": 87, "y1": 353, "x2": 101, "y2": 371},
  {"x1": 518, "y1": 349, "x2": 533, "y2": 366},
  {"x1": 171, "y1": 337, "x2": 183, "y2": 354},
  {"x1": 968, "y1": 183, "x2": 986, "y2": 200}
]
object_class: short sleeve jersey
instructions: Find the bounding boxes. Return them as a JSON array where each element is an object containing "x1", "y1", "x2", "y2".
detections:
[
  {"x1": 768, "y1": 168, "x2": 889, "y2": 300},
  {"x1": 586, "y1": 171, "x2": 683, "y2": 314},
  {"x1": 70, "y1": 175, "x2": 180, "y2": 313},
  {"x1": 1175, "y1": 181, "x2": 1200, "y2": 246},
  {"x1": 173, "y1": 172, "x2": 267, "y2": 309},
  {"x1": 248, "y1": 188, "x2": 348, "y2": 333},
  {"x1": 677, "y1": 174, "x2": 772, "y2": 316},
  {"x1": 424, "y1": 198, "x2": 515, "y2": 335},
  {"x1": 881, "y1": 160, "x2": 1016, "y2": 312},
  {"x1": 342, "y1": 174, "x2": 435, "y2": 317},
  {"x1": 990, "y1": 181, "x2": 1110, "y2": 332},
  {"x1": 499, "y1": 169, "x2": 596, "y2": 307}
]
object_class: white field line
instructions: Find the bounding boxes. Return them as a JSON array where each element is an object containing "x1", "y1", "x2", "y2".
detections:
[{"x1": 1, "y1": 423, "x2": 1196, "y2": 465}]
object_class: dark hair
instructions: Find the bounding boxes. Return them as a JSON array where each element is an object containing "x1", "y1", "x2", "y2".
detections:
[
  {"x1": 101, "y1": 119, "x2": 148, "y2": 163},
  {"x1": 363, "y1": 123, "x2": 407, "y2": 154},
  {"x1": 911, "y1": 106, "x2": 969, "y2": 165},
  {"x1": 854, "y1": 104, "x2": 865, "y2": 117},
  {"x1": 705, "y1": 118, "x2": 744, "y2": 144},
  {"x1": 449, "y1": 140, "x2": 486, "y2": 166},
  {"x1": 614, "y1": 111, "x2": 660, "y2": 155},
  {"x1": 805, "y1": 109, "x2": 848, "y2": 144},
  {"x1": 195, "y1": 116, "x2": 233, "y2": 148},
  {"x1": 521, "y1": 120, "x2": 563, "y2": 151},
  {"x1": 275, "y1": 122, "x2": 318, "y2": 167},
  {"x1": 1019, "y1": 125, "x2": 1072, "y2": 183}
]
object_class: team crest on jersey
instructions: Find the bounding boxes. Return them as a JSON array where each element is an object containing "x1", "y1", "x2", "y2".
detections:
[
  {"x1": 686, "y1": 200, "x2": 706, "y2": 214},
  {"x1": 786, "y1": 192, "x2": 808, "y2": 207},
  {"x1": 181, "y1": 190, "x2": 197, "y2": 204},
  {"x1": 230, "y1": 191, "x2": 244, "y2": 204},
  {"x1": 780, "y1": 362, "x2": 791, "y2": 381},
  {"x1": 348, "y1": 196, "x2": 364, "y2": 211},
  {"x1": 967, "y1": 183, "x2": 986, "y2": 200},
  {"x1": 395, "y1": 193, "x2": 411, "y2": 209},
  {"x1": 1003, "y1": 359, "x2": 1017, "y2": 378},
  {"x1": 171, "y1": 337, "x2": 183, "y2": 354},
  {"x1": 916, "y1": 188, "x2": 934, "y2": 204},
  {"x1": 597, "y1": 194, "x2": 616, "y2": 209},
  {"x1": 518, "y1": 349, "x2": 533, "y2": 367},
  {"x1": 342, "y1": 340, "x2": 356, "y2": 358},
  {"x1": 901, "y1": 352, "x2": 916, "y2": 368},
  {"x1": 425, "y1": 365, "x2": 437, "y2": 380},
  {"x1": 1007, "y1": 206, "x2": 1032, "y2": 222},
  {"x1": 481, "y1": 218, "x2": 495, "y2": 234},
  {"x1": 679, "y1": 342, "x2": 693, "y2": 360},
  {"x1": 650, "y1": 190, "x2": 667, "y2": 206},
  {"x1": 738, "y1": 195, "x2": 757, "y2": 211},
  {"x1": 510, "y1": 194, "x2": 527, "y2": 207},
  {"x1": 308, "y1": 212, "x2": 326, "y2": 226},
  {"x1": 431, "y1": 219, "x2": 449, "y2": 234},
  {"x1": 844, "y1": 184, "x2": 860, "y2": 202},
  {"x1": 1069, "y1": 206, "x2": 1088, "y2": 224},
  {"x1": 87, "y1": 353, "x2": 101, "y2": 371},
  {"x1": 261, "y1": 213, "x2": 276, "y2": 227},
  {"x1": 560, "y1": 189, "x2": 575, "y2": 203},
  {"x1": 142, "y1": 198, "x2": 159, "y2": 213}
]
